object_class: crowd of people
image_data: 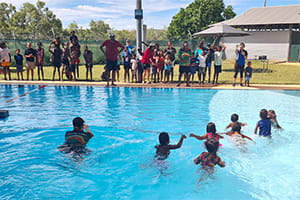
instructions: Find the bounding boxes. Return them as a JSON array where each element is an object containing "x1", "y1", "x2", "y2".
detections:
[{"x1": 0, "y1": 32, "x2": 254, "y2": 87}]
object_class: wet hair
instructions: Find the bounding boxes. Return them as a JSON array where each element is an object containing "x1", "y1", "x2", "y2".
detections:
[
  {"x1": 231, "y1": 113, "x2": 239, "y2": 122},
  {"x1": 231, "y1": 122, "x2": 241, "y2": 132},
  {"x1": 159, "y1": 132, "x2": 170, "y2": 145},
  {"x1": 73, "y1": 117, "x2": 85, "y2": 129},
  {"x1": 260, "y1": 109, "x2": 268, "y2": 120},
  {"x1": 206, "y1": 122, "x2": 216, "y2": 134},
  {"x1": 205, "y1": 138, "x2": 219, "y2": 154}
]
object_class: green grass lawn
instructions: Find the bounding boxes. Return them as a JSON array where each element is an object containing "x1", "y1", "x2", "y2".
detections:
[{"x1": 2, "y1": 60, "x2": 300, "y2": 84}]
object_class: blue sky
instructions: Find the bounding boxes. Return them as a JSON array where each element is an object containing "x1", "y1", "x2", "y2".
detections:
[{"x1": 2, "y1": 0, "x2": 300, "y2": 30}]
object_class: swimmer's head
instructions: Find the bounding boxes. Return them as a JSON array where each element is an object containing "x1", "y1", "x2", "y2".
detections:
[
  {"x1": 206, "y1": 122, "x2": 216, "y2": 134},
  {"x1": 159, "y1": 132, "x2": 170, "y2": 145},
  {"x1": 73, "y1": 117, "x2": 85, "y2": 129},
  {"x1": 205, "y1": 138, "x2": 219, "y2": 154},
  {"x1": 231, "y1": 113, "x2": 239, "y2": 122},
  {"x1": 268, "y1": 110, "x2": 276, "y2": 119},
  {"x1": 260, "y1": 109, "x2": 268, "y2": 120},
  {"x1": 231, "y1": 122, "x2": 241, "y2": 132}
]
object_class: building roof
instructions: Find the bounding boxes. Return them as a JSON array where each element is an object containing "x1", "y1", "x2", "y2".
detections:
[
  {"x1": 216, "y1": 5, "x2": 300, "y2": 29},
  {"x1": 193, "y1": 23, "x2": 250, "y2": 37}
]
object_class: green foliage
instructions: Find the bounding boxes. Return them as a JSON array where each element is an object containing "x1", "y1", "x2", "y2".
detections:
[{"x1": 167, "y1": 0, "x2": 236, "y2": 40}]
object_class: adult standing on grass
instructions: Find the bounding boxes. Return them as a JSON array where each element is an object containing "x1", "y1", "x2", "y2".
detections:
[
  {"x1": 100, "y1": 33, "x2": 124, "y2": 87},
  {"x1": 49, "y1": 42, "x2": 63, "y2": 81},
  {"x1": 177, "y1": 41, "x2": 192, "y2": 87},
  {"x1": 141, "y1": 43, "x2": 155, "y2": 83},
  {"x1": 233, "y1": 42, "x2": 248, "y2": 86},
  {"x1": 24, "y1": 42, "x2": 36, "y2": 81}
]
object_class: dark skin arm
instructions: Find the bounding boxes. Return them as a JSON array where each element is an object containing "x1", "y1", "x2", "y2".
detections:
[
  {"x1": 168, "y1": 134, "x2": 187, "y2": 150},
  {"x1": 189, "y1": 133, "x2": 207, "y2": 140}
]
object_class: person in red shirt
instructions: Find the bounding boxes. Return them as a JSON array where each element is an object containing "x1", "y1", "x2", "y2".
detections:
[
  {"x1": 100, "y1": 33, "x2": 124, "y2": 87},
  {"x1": 141, "y1": 43, "x2": 155, "y2": 83}
]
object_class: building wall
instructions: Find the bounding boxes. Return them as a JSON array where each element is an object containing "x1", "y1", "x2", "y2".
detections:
[{"x1": 221, "y1": 31, "x2": 291, "y2": 61}]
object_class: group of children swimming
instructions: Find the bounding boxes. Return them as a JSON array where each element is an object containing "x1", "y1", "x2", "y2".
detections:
[{"x1": 58, "y1": 109, "x2": 281, "y2": 172}]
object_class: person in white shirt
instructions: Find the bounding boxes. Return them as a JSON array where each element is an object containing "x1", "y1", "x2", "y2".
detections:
[{"x1": 213, "y1": 43, "x2": 226, "y2": 85}]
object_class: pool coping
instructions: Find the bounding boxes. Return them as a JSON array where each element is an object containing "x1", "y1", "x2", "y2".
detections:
[{"x1": 1, "y1": 80, "x2": 300, "y2": 90}]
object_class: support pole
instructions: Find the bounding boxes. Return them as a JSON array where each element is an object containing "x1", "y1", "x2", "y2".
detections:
[{"x1": 135, "y1": 0, "x2": 143, "y2": 51}]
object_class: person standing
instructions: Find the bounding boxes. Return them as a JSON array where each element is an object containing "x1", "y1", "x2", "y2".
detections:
[
  {"x1": 164, "y1": 41, "x2": 177, "y2": 82},
  {"x1": 36, "y1": 42, "x2": 45, "y2": 81},
  {"x1": 83, "y1": 45, "x2": 93, "y2": 81},
  {"x1": 14, "y1": 49, "x2": 24, "y2": 80},
  {"x1": 24, "y1": 42, "x2": 36, "y2": 81},
  {"x1": 213, "y1": 43, "x2": 226, "y2": 85},
  {"x1": 0, "y1": 41, "x2": 11, "y2": 80},
  {"x1": 233, "y1": 42, "x2": 248, "y2": 86},
  {"x1": 100, "y1": 33, "x2": 124, "y2": 87},
  {"x1": 49, "y1": 43, "x2": 63, "y2": 81},
  {"x1": 177, "y1": 41, "x2": 192, "y2": 87},
  {"x1": 141, "y1": 43, "x2": 155, "y2": 84},
  {"x1": 205, "y1": 43, "x2": 214, "y2": 83}
]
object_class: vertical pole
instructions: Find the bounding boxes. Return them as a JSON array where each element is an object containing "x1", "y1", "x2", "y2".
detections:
[
  {"x1": 136, "y1": 0, "x2": 142, "y2": 51},
  {"x1": 142, "y1": 24, "x2": 147, "y2": 52},
  {"x1": 264, "y1": 0, "x2": 267, "y2": 7}
]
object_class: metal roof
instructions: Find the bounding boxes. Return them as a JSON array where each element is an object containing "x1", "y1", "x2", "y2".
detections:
[
  {"x1": 193, "y1": 23, "x2": 250, "y2": 37},
  {"x1": 215, "y1": 5, "x2": 300, "y2": 29}
]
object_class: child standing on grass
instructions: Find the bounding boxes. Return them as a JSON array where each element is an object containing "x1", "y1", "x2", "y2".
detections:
[
  {"x1": 189, "y1": 55, "x2": 198, "y2": 83},
  {"x1": 198, "y1": 51, "x2": 208, "y2": 85},
  {"x1": 122, "y1": 48, "x2": 131, "y2": 82},
  {"x1": 83, "y1": 45, "x2": 93, "y2": 81},
  {"x1": 130, "y1": 54, "x2": 138, "y2": 83},
  {"x1": 254, "y1": 109, "x2": 272, "y2": 137},
  {"x1": 14, "y1": 49, "x2": 24, "y2": 80},
  {"x1": 213, "y1": 43, "x2": 226, "y2": 85},
  {"x1": 155, "y1": 132, "x2": 186, "y2": 160},
  {"x1": 164, "y1": 54, "x2": 172, "y2": 83},
  {"x1": 244, "y1": 61, "x2": 253, "y2": 87},
  {"x1": 0, "y1": 41, "x2": 11, "y2": 80}
]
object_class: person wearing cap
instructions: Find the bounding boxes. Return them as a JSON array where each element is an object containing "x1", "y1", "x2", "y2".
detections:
[
  {"x1": 57, "y1": 117, "x2": 94, "y2": 155},
  {"x1": 100, "y1": 33, "x2": 124, "y2": 87}
]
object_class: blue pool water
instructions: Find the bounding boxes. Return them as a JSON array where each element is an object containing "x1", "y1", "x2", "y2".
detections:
[{"x1": 1, "y1": 85, "x2": 300, "y2": 200}]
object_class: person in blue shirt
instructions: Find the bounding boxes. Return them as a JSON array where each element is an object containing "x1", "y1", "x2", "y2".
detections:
[
  {"x1": 233, "y1": 42, "x2": 248, "y2": 86},
  {"x1": 14, "y1": 49, "x2": 24, "y2": 80},
  {"x1": 244, "y1": 61, "x2": 253, "y2": 87},
  {"x1": 254, "y1": 109, "x2": 271, "y2": 137}
]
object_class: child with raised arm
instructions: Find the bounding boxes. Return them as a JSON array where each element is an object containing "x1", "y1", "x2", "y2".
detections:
[
  {"x1": 190, "y1": 122, "x2": 223, "y2": 142},
  {"x1": 254, "y1": 109, "x2": 272, "y2": 137},
  {"x1": 155, "y1": 132, "x2": 186, "y2": 160},
  {"x1": 197, "y1": 51, "x2": 208, "y2": 85},
  {"x1": 225, "y1": 113, "x2": 247, "y2": 130},
  {"x1": 194, "y1": 138, "x2": 225, "y2": 168},
  {"x1": 58, "y1": 117, "x2": 94, "y2": 155}
]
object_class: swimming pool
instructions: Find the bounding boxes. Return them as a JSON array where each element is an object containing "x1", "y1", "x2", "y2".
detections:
[{"x1": 1, "y1": 85, "x2": 300, "y2": 200}]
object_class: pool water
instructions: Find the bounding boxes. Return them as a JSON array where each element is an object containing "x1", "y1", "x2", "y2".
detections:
[{"x1": 1, "y1": 85, "x2": 300, "y2": 200}]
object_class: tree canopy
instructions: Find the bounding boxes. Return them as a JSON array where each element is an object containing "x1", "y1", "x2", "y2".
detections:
[{"x1": 167, "y1": 0, "x2": 236, "y2": 40}]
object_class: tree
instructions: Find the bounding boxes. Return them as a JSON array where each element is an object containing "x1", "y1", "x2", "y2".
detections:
[
  {"x1": 88, "y1": 20, "x2": 111, "y2": 41},
  {"x1": 223, "y1": 5, "x2": 236, "y2": 20},
  {"x1": 167, "y1": 0, "x2": 236, "y2": 40},
  {"x1": 0, "y1": 3, "x2": 16, "y2": 38}
]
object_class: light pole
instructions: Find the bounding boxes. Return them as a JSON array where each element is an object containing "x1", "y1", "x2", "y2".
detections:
[
  {"x1": 264, "y1": 0, "x2": 267, "y2": 7},
  {"x1": 135, "y1": 0, "x2": 143, "y2": 51}
]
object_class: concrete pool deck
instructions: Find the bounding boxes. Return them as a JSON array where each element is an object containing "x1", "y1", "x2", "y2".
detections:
[{"x1": 1, "y1": 80, "x2": 300, "y2": 90}]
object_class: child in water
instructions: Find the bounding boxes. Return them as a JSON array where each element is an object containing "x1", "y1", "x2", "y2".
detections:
[
  {"x1": 194, "y1": 138, "x2": 225, "y2": 169},
  {"x1": 190, "y1": 122, "x2": 223, "y2": 142},
  {"x1": 268, "y1": 110, "x2": 282, "y2": 129},
  {"x1": 155, "y1": 132, "x2": 186, "y2": 160},
  {"x1": 254, "y1": 109, "x2": 272, "y2": 137},
  {"x1": 58, "y1": 117, "x2": 94, "y2": 155},
  {"x1": 225, "y1": 113, "x2": 247, "y2": 130},
  {"x1": 224, "y1": 122, "x2": 254, "y2": 146}
]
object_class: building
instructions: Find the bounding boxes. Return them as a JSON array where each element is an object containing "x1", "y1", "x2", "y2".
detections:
[{"x1": 216, "y1": 5, "x2": 300, "y2": 62}]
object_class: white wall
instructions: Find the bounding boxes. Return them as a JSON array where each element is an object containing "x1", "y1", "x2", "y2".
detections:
[{"x1": 221, "y1": 31, "x2": 290, "y2": 61}]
